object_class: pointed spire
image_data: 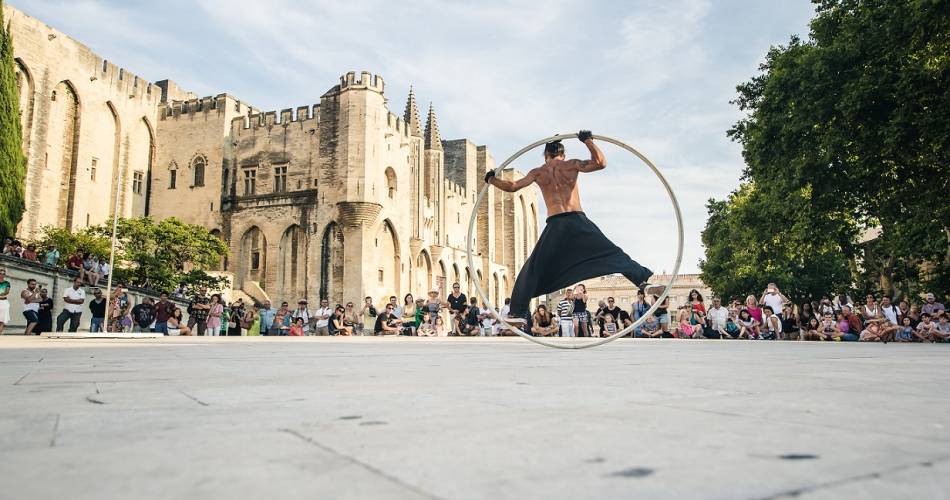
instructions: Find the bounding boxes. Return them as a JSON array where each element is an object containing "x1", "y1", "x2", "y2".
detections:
[
  {"x1": 403, "y1": 85, "x2": 422, "y2": 137},
  {"x1": 424, "y1": 102, "x2": 442, "y2": 151}
]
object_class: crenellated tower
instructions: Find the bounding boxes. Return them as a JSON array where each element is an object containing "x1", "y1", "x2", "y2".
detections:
[{"x1": 423, "y1": 103, "x2": 446, "y2": 246}]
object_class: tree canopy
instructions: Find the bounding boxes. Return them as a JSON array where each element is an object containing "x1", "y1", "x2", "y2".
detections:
[
  {"x1": 701, "y1": 0, "x2": 949, "y2": 302},
  {"x1": 0, "y1": 0, "x2": 27, "y2": 238}
]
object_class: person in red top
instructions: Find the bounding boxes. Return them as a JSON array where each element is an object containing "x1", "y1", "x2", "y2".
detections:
[
  {"x1": 66, "y1": 251, "x2": 86, "y2": 283},
  {"x1": 842, "y1": 305, "x2": 864, "y2": 333}
]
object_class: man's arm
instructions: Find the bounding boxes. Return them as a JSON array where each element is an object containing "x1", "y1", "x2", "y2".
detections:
[
  {"x1": 485, "y1": 168, "x2": 536, "y2": 193},
  {"x1": 570, "y1": 131, "x2": 607, "y2": 173}
]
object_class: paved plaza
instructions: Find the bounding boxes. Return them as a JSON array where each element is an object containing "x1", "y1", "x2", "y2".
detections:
[{"x1": 1, "y1": 336, "x2": 948, "y2": 500}]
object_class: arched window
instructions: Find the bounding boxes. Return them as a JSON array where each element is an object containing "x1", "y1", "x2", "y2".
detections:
[
  {"x1": 168, "y1": 161, "x2": 178, "y2": 189},
  {"x1": 191, "y1": 155, "x2": 207, "y2": 187},
  {"x1": 384, "y1": 167, "x2": 397, "y2": 199}
]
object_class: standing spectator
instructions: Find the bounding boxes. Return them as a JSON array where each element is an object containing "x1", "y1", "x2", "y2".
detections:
[
  {"x1": 56, "y1": 277, "x2": 86, "y2": 332},
  {"x1": 109, "y1": 285, "x2": 132, "y2": 332},
  {"x1": 572, "y1": 283, "x2": 591, "y2": 337},
  {"x1": 227, "y1": 298, "x2": 245, "y2": 336},
  {"x1": 374, "y1": 303, "x2": 400, "y2": 335},
  {"x1": 556, "y1": 287, "x2": 575, "y2": 337},
  {"x1": 759, "y1": 284, "x2": 788, "y2": 321},
  {"x1": 206, "y1": 294, "x2": 224, "y2": 336},
  {"x1": 0, "y1": 269, "x2": 10, "y2": 334},
  {"x1": 258, "y1": 300, "x2": 276, "y2": 336},
  {"x1": 879, "y1": 296, "x2": 899, "y2": 326},
  {"x1": 1, "y1": 237, "x2": 12, "y2": 254},
  {"x1": 312, "y1": 299, "x2": 332, "y2": 336},
  {"x1": 35, "y1": 288, "x2": 54, "y2": 334},
  {"x1": 655, "y1": 294, "x2": 671, "y2": 336},
  {"x1": 88, "y1": 288, "x2": 107, "y2": 333},
  {"x1": 423, "y1": 290, "x2": 445, "y2": 330},
  {"x1": 244, "y1": 305, "x2": 260, "y2": 336},
  {"x1": 153, "y1": 292, "x2": 175, "y2": 335},
  {"x1": 43, "y1": 244, "x2": 60, "y2": 267},
  {"x1": 187, "y1": 288, "x2": 211, "y2": 336},
  {"x1": 4, "y1": 241, "x2": 23, "y2": 257},
  {"x1": 131, "y1": 297, "x2": 157, "y2": 333},
  {"x1": 66, "y1": 251, "x2": 85, "y2": 282},
  {"x1": 922, "y1": 293, "x2": 945, "y2": 317},
  {"x1": 447, "y1": 282, "x2": 467, "y2": 316},
  {"x1": 22, "y1": 244, "x2": 38, "y2": 262},
  {"x1": 82, "y1": 253, "x2": 100, "y2": 286},
  {"x1": 21, "y1": 278, "x2": 42, "y2": 335}
]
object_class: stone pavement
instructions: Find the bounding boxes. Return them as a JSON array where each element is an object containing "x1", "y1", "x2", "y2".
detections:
[{"x1": 1, "y1": 336, "x2": 948, "y2": 500}]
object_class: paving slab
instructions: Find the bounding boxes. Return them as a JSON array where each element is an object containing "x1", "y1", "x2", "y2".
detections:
[{"x1": 1, "y1": 336, "x2": 948, "y2": 500}]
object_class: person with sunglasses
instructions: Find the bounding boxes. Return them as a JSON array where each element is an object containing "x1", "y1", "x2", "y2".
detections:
[{"x1": 374, "y1": 303, "x2": 400, "y2": 335}]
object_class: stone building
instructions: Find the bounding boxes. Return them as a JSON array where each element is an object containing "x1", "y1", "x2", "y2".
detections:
[{"x1": 6, "y1": 5, "x2": 539, "y2": 306}]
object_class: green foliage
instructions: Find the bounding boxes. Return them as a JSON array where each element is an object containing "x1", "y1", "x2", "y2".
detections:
[
  {"x1": 33, "y1": 225, "x2": 110, "y2": 264},
  {"x1": 175, "y1": 269, "x2": 231, "y2": 298},
  {"x1": 0, "y1": 1, "x2": 27, "y2": 237},
  {"x1": 87, "y1": 216, "x2": 229, "y2": 291},
  {"x1": 703, "y1": 0, "x2": 950, "y2": 301}
]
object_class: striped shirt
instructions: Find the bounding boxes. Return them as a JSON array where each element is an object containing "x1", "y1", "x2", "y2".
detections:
[{"x1": 557, "y1": 299, "x2": 573, "y2": 321}]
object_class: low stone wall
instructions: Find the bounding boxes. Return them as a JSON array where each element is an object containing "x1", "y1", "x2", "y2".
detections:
[{"x1": 0, "y1": 255, "x2": 188, "y2": 334}]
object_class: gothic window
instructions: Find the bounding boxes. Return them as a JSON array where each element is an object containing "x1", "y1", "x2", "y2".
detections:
[
  {"x1": 385, "y1": 167, "x2": 397, "y2": 199},
  {"x1": 243, "y1": 168, "x2": 257, "y2": 195},
  {"x1": 191, "y1": 155, "x2": 207, "y2": 187},
  {"x1": 168, "y1": 161, "x2": 178, "y2": 189},
  {"x1": 90, "y1": 158, "x2": 97, "y2": 181},
  {"x1": 274, "y1": 165, "x2": 288, "y2": 193},
  {"x1": 132, "y1": 171, "x2": 144, "y2": 195}
]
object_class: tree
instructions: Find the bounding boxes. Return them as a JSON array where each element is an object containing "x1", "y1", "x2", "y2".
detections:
[
  {"x1": 33, "y1": 225, "x2": 110, "y2": 264},
  {"x1": 0, "y1": 0, "x2": 26, "y2": 238},
  {"x1": 704, "y1": 0, "x2": 949, "y2": 300},
  {"x1": 88, "y1": 217, "x2": 229, "y2": 291}
]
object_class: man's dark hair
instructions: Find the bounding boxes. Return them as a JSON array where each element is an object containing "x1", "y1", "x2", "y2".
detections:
[
  {"x1": 544, "y1": 140, "x2": 565, "y2": 158},
  {"x1": 26, "y1": 278, "x2": 36, "y2": 285}
]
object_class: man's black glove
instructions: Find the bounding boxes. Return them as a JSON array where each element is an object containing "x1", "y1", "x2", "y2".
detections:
[
  {"x1": 484, "y1": 170, "x2": 496, "y2": 184},
  {"x1": 577, "y1": 130, "x2": 593, "y2": 142}
]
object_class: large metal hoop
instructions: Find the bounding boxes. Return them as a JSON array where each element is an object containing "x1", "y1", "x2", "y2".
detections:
[{"x1": 466, "y1": 133, "x2": 684, "y2": 349}]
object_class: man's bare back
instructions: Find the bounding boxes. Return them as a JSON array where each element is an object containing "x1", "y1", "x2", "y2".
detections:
[{"x1": 485, "y1": 131, "x2": 606, "y2": 216}]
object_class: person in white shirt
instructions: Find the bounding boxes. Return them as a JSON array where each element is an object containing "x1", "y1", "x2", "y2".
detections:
[
  {"x1": 707, "y1": 297, "x2": 729, "y2": 335},
  {"x1": 759, "y1": 283, "x2": 788, "y2": 321},
  {"x1": 880, "y1": 296, "x2": 899, "y2": 326},
  {"x1": 312, "y1": 298, "x2": 333, "y2": 336},
  {"x1": 21, "y1": 278, "x2": 42, "y2": 336},
  {"x1": 56, "y1": 277, "x2": 86, "y2": 332},
  {"x1": 556, "y1": 288, "x2": 575, "y2": 337},
  {"x1": 291, "y1": 300, "x2": 312, "y2": 335}
]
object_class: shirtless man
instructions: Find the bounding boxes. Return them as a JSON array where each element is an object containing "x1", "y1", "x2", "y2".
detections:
[{"x1": 485, "y1": 131, "x2": 663, "y2": 321}]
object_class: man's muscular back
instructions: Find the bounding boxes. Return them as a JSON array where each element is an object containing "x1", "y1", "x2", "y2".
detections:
[{"x1": 530, "y1": 159, "x2": 585, "y2": 216}]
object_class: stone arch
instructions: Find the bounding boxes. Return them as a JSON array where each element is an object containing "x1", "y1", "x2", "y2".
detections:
[
  {"x1": 13, "y1": 58, "x2": 34, "y2": 155},
  {"x1": 238, "y1": 226, "x2": 267, "y2": 290},
  {"x1": 384, "y1": 167, "x2": 397, "y2": 199},
  {"x1": 48, "y1": 80, "x2": 81, "y2": 230},
  {"x1": 415, "y1": 249, "x2": 433, "y2": 296},
  {"x1": 209, "y1": 228, "x2": 225, "y2": 271},
  {"x1": 105, "y1": 102, "x2": 122, "y2": 221},
  {"x1": 438, "y1": 260, "x2": 447, "y2": 293},
  {"x1": 320, "y1": 222, "x2": 344, "y2": 304},
  {"x1": 452, "y1": 263, "x2": 461, "y2": 290},
  {"x1": 278, "y1": 224, "x2": 305, "y2": 299},
  {"x1": 128, "y1": 117, "x2": 154, "y2": 216},
  {"x1": 190, "y1": 154, "x2": 207, "y2": 187},
  {"x1": 373, "y1": 219, "x2": 400, "y2": 298},
  {"x1": 464, "y1": 268, "x2": 473, "y2": 298},
  {"x1": 502, "y1": 275, "x2": 509, "y2": 301}
]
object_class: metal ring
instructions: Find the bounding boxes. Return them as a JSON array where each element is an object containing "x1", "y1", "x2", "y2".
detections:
[{"x1": 466, "y1": 133, "x2": 684, "y2": 349}]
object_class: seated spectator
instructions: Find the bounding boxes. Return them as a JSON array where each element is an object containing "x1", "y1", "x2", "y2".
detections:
[
  {"x1": 880, "y1": 296, "x2": 899, "y2": 326},
  {"x1": 1, "y1": 237, "x2": 11, "y2": 255},
  {"x1": 272, "y1": 305, "x2": 291, "y2": 335},
  {"x1": 374, "y1": 303, "x2": 400, "y2": 335},
  {"x1": 21, "y1": 244, "x2": 38, "y2": 262},
  {"x1": 802, "y1": 317, "x2": 823, "y2": 341},
  {"x1": 860, "y1": 294, "x2": 881, "y2": 323},
  {"x1": 637, "y1": 314, "x2": 661, "y2": 338},
  {"x1": 289, "y1": 317, "x2": 305, "y2": 336},
  {"x1": 906, "y1": 305, "x2": 922, "y2": 328},
  {"x1": 98, "y1": 257, "x2": 110, "y2": 285},
  {"x1": 43, "y1": 244, "x2": 60, "y2": 267},
  {"x1": 434, "y1": 316, "x2": 447, "y2": 336},
  {"x1": 82, "y1": 253, "x2": 100, "y2": 286},
  {"x1": 66, "y1": 251, "x2": 84, "y2": 281},
  {"x1": 935, "y1": 313, "x2": 950, "y2": 342},
  {"x1": 706, "y1": 297, "x2": 729, "y2": 338},
  {"x1": 723, "y1": 313, "x2": 740, "y2": 339},
  {"x1": 818, "y1": 312, "x2": 841, "y2": 341},
  {"x1": 737, "y1": 309, "x2": 759, "y2": 339},
  {"x1": 915, "y1": 313, "x2": 939, "y2": 342},
  {"x1": 530, "y1": 305, "x2": 558, "y2": 336},
  {"x1": 343, "y1": 302, "x2": 359, "y2": 333},
  {"x1": 745, "y1": 295, "x2": 762, "y2": 324},
  {"x1": 836, "y1": 311, "x2": 851, "y2": 336},
  {"x1": 675, "y1": 308, "x2": 701, "y2": 338},
  {"x1": 761, "y1": 306, "x2": 781, "y2": 340},
  {"x1": 329, "y1": 305, "x2": 352, "y2": 336},
  {"x1": 841, "y1": 305, "x2": 864, "y2": 334},
  {"x1": 168, "y1": 308, "x2": 192, "y2": 336},
  {"x1": 3, "y1": 240, "x2": 22, "y2": 257},
  {"x1": 860, "y1": 318, "x2": 896, "y2": 342},
  {"x1": 454, "y1": 305, "x2": 478, "y2": 336},
  {"x1": 603, "y1": 313, "x2": 619, "y2": 336},
  {"x1": 417, "y1": 311, "x2": 435, "y2": 336},
  {"x1": 781, "y1": 305, "x2": 799, "y2": 340},
  {"x1": 922, "y1": 293, "x2": 945, "y2": 317},
  {"x1": 894, "y1": 316, "x2": 915, "y2": 342}
]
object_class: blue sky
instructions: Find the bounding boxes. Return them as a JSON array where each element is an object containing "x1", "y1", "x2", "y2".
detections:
[{"x1": 12, "y1": 0, "x2": 816, "y2": 274}]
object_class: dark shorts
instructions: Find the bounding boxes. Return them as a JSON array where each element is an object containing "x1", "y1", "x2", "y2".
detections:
[{"x1": 23, "y1": 310, "x2": 39, "y2": 324}]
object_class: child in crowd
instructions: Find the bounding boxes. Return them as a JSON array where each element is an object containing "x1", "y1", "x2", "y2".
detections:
[
  {"x1": 417, "y1": 312, "x2": 435, "y2": 337},
  {"x1": 916, "y1": 313, "x2": 938, "y2": 342},
  {"x1": 289, "y1": 317, "x2": 305, "y2": 336},
  {"x1": 935, "y1": 313, "x2": 950, "y2": 341},
  {"x1": 802, "y1": 317, "x2": 823, "y2": 341},
  {"x1": 603, "y1": 313, "x2": 618, "y2": 336},
  {"x1": 819, "y1": 313, "x2": 841, "y2": 341},
  {"x1": 434, "y1": 316, "x2": 447, "y2": 337},
  {"x1": 895, "y1": 316, "x2": 915, "y2": 342},
  {"x1": 638, "y1": 314, "x2": 660, "y2": 338},
  {"x1": 737, "y1": 309, "x2": 759, "y2": 339},
  {"x1": 675, "y1": 308, "x2": 699, "y2": 338},
  {"x1": 836, "y1": 311, "x2": 851, "y2": 335},
  {"x1": 724, "y1": 313, "x2": 740, "y2": 339}
]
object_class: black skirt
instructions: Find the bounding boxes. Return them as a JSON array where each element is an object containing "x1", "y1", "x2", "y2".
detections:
[{"x1": 509, "y1": 211, "x2": 652, "y2": 315}]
